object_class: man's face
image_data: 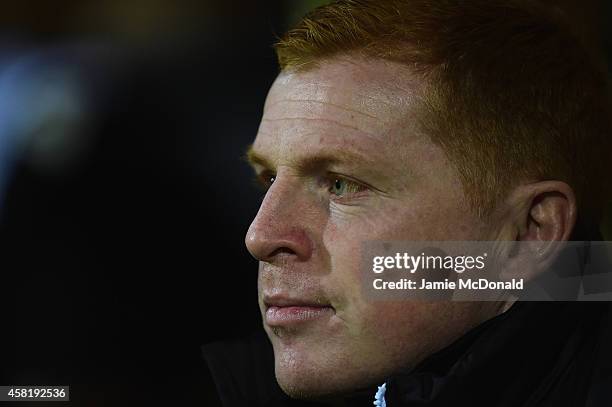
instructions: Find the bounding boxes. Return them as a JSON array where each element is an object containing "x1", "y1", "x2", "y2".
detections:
[{"x1": 245, "y1": 56, "x2": 492, "y2": 398}]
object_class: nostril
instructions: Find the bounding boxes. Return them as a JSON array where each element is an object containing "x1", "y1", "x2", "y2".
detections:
[{"x1": 268, "y1": 247, "x2": 297, "y2": 258}]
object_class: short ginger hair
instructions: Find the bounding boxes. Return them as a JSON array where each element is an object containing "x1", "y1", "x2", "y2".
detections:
[{"x1": 274, "y1": 0, "x2": 611, "y2": 222}]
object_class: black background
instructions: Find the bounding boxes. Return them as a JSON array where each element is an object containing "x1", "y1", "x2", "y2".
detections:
[{"x1": 2, "y1": 2, "x2": 287, "y2": 405}]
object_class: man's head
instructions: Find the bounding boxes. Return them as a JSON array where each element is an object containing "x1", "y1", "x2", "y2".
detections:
[{"x1": 244, "y1": 0, "x2": 611, "y2": 400}]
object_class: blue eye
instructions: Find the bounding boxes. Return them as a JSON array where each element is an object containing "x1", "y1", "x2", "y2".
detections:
[
  {"x1": 329, "y1": 177, "x2": 364, "y2": 197},
  {"x1": 331, "y1": 179, "x2": 347, "y2": 195}
]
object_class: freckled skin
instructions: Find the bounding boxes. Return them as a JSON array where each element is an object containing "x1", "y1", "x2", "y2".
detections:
[{"x1": 245, "y1": 56, "x2": 501, "y2": 399}]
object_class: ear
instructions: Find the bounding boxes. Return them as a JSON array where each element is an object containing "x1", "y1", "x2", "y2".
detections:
[
  {"x1": 493, "y1": 181, "x2": 577, "y2": 279},
  {"x1": 516, "y1": 181, "x2": 576, "y2": 244},
  {"x1": 494, "y1": 181, "x2": 577, "y2": 242}
]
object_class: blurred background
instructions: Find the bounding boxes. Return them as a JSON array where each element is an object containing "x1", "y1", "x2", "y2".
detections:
[{"x1": 1, "y1": 1, "x2": 611, "y2": 406}]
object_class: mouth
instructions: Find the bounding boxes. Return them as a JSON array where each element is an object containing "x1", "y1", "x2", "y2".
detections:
[{"x1": 263, "y1": 295, "x2": 335, "y2": 327}]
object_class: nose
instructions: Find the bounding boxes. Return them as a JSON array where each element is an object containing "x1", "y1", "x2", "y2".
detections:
[{"x1": 245, "y1": 176, "x2": 314, "y2": 263}]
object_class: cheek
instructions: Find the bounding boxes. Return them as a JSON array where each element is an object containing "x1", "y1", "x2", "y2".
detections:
[
  {"x1": 356, "y1": 302, "x2": 434, "y2": 350},
  {"x1": 322, "y1": 201, "x2": 468, "y2": 257},
  {"x1": 360, "y1": 301, "x2": 446, "y2": 339},
  {"x1": 319, "y1": 204, "x2": 482, "y2": 334},
  {"x1": 334, "y1": 299, "x2": 463, "y2": 374},
  {"x1": 345, "y1": 300, "x2": 479, "y2": 373},
  {"x1": 320, "y1": 206, "x2": 419, "y2": 302}
]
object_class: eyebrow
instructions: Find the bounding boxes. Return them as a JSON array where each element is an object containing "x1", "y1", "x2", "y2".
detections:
[
  {"x1": 245, "y1": 145, "x2": 273, "y2": 169},
  {"x1": 245, "y1": 144, "x2": 374, "y2": 174}
]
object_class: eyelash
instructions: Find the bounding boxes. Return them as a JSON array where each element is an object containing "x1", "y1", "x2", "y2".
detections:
[
  {"x1": 252, "y1": 171, "x2": 276, "y2": 191},
  {"x1": 325, "y1": 175, "x2": 368, "y2": 201},
  {"x1": 252, "y1": 172, "x2": 368, "y2": 201}
]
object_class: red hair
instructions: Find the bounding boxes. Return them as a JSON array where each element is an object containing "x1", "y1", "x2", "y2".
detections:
[{"x1": 275, "y1": 0, "x2": 611, "y2": 220}]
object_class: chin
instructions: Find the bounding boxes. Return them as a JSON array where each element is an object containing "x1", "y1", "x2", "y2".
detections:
[
  {"x1": 275, "y1": 371, "x2": 332, "y2": 400},
  {"x1": 272, "y1": 343, "x2": 382, "y2": 401},
  {"x1": 274, "y1": 366, "x2": 355, "y2": 400}
]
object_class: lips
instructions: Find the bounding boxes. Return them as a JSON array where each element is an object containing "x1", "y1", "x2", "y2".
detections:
[{"x1": 264, "y1": 295, "x2": 334, "y2": 327}]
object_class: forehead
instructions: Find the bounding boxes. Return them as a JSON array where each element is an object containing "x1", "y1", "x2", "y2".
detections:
[
  {"x1": 266, "y1": 57, "x2": 421, "y2": 116},
  {"x1": 253, "y1": 56, "x2": 432, "y2": 164}
]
